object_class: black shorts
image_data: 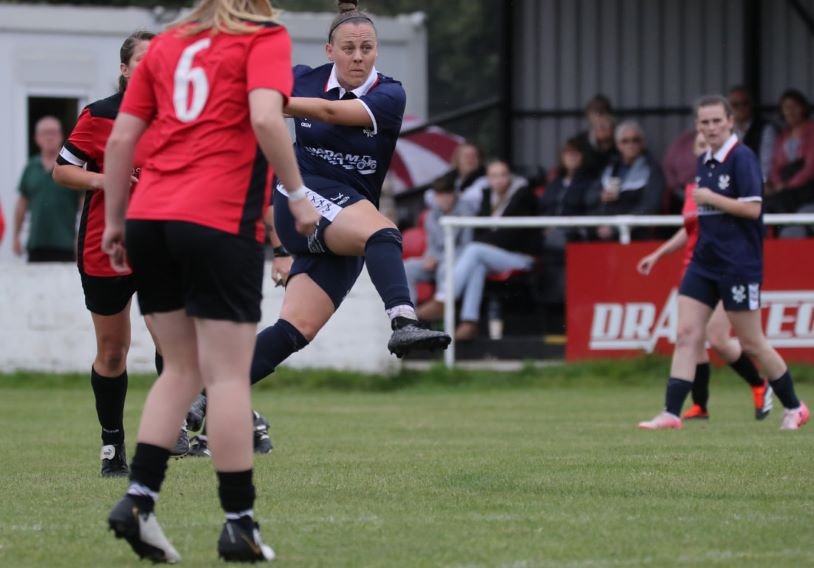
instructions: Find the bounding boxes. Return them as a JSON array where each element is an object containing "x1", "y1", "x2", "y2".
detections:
[
  {"x1": 273, "y1": 176, "x2": 367, "y2": 308},
  {"x1": 79, "y1": 272, "x2": 136, "y2": 316},
  {"x1": 126, "y1": 220, "x2": 265, "y2": 322}
]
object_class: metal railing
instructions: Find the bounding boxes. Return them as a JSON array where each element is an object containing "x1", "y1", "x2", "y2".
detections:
[{"x1": 439, "y1": 213, "x2": 814, "y2": 368}]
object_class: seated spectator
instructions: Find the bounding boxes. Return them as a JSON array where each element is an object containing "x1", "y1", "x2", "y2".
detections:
[
  {"x1": 416, "y1": 159, "x2": 540, "y2": 341},
  {"x1": 425, "y1": 142, "x2": 488, "y2": 208},
  {"x1": 661, "y1": 127, "x2": 696, "y2": 213},
  {"x1": 589, "y1": 120, "x2": 664, "y2": 241},
  {"x1": 729, "y1": 85, "x2": 775, "y2": 180},
  {"x1": 539, "y1": 139, "x2": 594, "y2": 247},
  {"x1": 572, "y1": 94, "x2": 618, "y2": 178},
  {"x1": 404, "y1": 178, "x2": 476, "y2": 305},
  {"x1": 766, "y1": 89, "x2": 814, "y2": 213}
]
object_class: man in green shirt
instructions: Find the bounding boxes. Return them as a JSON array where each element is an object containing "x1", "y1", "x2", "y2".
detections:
[{"x1": 13, "y1": 116, "x2": 81, "y2": 262}]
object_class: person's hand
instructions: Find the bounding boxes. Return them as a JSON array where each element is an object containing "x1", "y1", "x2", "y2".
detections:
[
  {"x1": 12, "y1": 235, "x2": 23, "y2": 256},
  {"x1": 271, "y1": 256, "x2": 293, "y2": 287},
  {"x1": 422, "y1": 256, "x2": 438, "y2": 271},
  {"x1": 597, "y1": 225, "x2": 614, "y2": 240},
  {"x1": 693, "y1": 186, "x2": 716, "y2": 206},
  {"x1": 289, "y1": 197, "x2": 321, "y2": 237},
  {"x1": 101, "y1": 222, "x2": 130, "y2": 273},
  {"x1": 637, "y1": 253, "x2": 659, "y2": 275}
]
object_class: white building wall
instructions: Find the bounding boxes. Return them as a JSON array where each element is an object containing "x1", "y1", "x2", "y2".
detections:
[
  {"x1": 0, "y1": 263, "x2": 400, "y2": 375},
  {"x1": 0, "y1": 4, "x2": 427, "y2": 262}
]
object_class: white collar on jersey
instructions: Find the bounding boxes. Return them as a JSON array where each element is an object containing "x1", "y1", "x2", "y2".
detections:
[
  {"x1": 325, "y1": 64, "x2": 379, "y2": 99},
  {"x1": 703, "y1": 133, "x2": 739, "y2": 163}
]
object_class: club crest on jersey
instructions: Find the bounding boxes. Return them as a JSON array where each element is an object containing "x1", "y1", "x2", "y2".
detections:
[
  {"x1": 363, "y1": 127, "x2": 376, "y2": 138},
  {"x1": 731, "y1": 285, "x2": 746, "y2": 304},
  {"x1": 718, "y1": 174, "x2": 731, "y2": 191}
]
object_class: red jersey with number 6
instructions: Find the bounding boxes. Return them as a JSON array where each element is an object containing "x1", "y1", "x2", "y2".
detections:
[{"x1": 121, "y1": 22, "x2": 293, "y2": 242}]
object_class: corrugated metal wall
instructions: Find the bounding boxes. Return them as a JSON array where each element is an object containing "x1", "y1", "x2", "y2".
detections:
[{"x1": 510, "y1": 0, "x2": 814, "y2": 174}]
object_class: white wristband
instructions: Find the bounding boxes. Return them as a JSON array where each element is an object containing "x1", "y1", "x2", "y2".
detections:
[{"x1": 288, "y1": 185, "x2": 308, "y2": 202}]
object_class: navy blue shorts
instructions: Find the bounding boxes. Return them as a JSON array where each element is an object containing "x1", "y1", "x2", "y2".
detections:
[
  {"x1": 273, "y1": 176, "x2": 366, "y2": 309},
  {"x1": 679, "y1": 263, "x2": 761, "y2": 312}
]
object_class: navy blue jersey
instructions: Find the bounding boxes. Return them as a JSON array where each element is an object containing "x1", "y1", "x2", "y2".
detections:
[
  {"x1": 291, "y1": 63, "x2": 405, "y2": 206},
  {"x1": 691, "y1": 134, "x2": 764, "y2": 281}
]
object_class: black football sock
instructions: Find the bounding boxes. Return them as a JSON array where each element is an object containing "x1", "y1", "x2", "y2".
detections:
[
  {"x1": 91, "y1": 367, "x2": 128, "y2": 446},
  {"x1": 769, "y1": 370, "x2": 801, "y2": 410},
  {"x1": 250, "y1": 319, "x2": 309, "y2": 385},
  {"x1": 127, "y1": 443, "x2": 171, "y2": 514},
  {"x1": 729, "y1": 353, "x2": 763, "y2": 387},
  {"x1": 691, "y1": 363, "x2": 710, "y2": 410},
  {"x1": 665, "y1": 377, "x2": 693, "y2": 417},
  {"x1": 218, "y1": 470, "x2": 256, "y2": 518},
  {"x1": 364, "y1": 228, "x2": 415, "y2": 318}
]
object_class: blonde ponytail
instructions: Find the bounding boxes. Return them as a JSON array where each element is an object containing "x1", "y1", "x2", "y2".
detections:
[{"x1": 172, "y1": 0, "x2": 279, "y2": 36}]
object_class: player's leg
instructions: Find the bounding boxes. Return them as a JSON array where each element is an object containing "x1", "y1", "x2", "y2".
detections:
[
  {"x1": 251, "y1": 271, "x2": 335, "y2": 383},
  {"x1": 706, "y1": 302, "x2": 772, "y2": 419},
  {"x1": 277, "y1": 188, "x2": 450, "y2": 356},
  {"x1": 107, "y1": 220, "x2": 189, "y2": 563},
  {"x1": 684, "y1": 344, "x2": 711, "y2": 420},
  {"x1": 109, "y1": 309, "x2": 199, "y2": 564},
  {"x1": 726, "y1": 309, "x2": 809, "y2": 430},
  {"x1": 144, "y1": 317, "x2": 190, "y2": 455},
  {"x1": 451, "y1": 242, "x2": 534, "y2": 341},
  {"x1": 640, "y1": 266, "x2": 716, "y2": 429},
  {"x1": 323, "y1": 200, "x2": 451, "y2": 354},
  {"x1": 89, "y1": 305, "x2": 132, "y2": 477}
]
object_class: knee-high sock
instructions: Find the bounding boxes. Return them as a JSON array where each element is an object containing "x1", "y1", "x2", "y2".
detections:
[
  {"x1": 365, "y1": 228, "x2": 414, "y2": 316},
  {"x1": 729, "y1": 353, "x2": 763, "y2": 387},
  {"x1": 250, "y1": 319, "x2": 309, "y2": 385},
  {"x1": 691, "y1": 363, "x2": 710, "y2": 410},
  {"x1": 91, "y1": 367, "x2": 128, "y2": 446}
]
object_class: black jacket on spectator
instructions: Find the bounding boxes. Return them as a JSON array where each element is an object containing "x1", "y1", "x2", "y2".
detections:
[
  {"x1": 539, "y1": 174, "x2": 594, "y2": 243},
  {"x1": 573, "y1": 130, "x2": 618, "y2": 179},
  {"x1": 741, "y1": 116, "x2": 770, "y2": 157},
  {"x1": 475, "y1": 182, "x2": 541, "y2": 256}
]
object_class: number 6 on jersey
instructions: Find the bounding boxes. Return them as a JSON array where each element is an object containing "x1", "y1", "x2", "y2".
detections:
[{"x1": 173, "y1": 38, "x2": 211, "y2": 122}]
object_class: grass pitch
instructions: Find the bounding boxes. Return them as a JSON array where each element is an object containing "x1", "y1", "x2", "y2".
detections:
[{"x1": 0, "y1": 362, "x2": 812, "y2": 567}]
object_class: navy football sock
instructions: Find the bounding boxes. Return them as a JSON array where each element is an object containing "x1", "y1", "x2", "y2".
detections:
[
  {"x1": 691, "y1": 363, "x2": 710, "y2": 410},
  {"x1": 665, "y1": 377, "x2": 693, "y2": 417},
  {"x1": 729, "y1": 353, "x2": 763, "y2": 387},
  {"x1": 91, "y1": 367, "x2": 128, "y2": 446},
  {"x1": 769, "y1": 370, "x2": 801, "y2": 410},
  {"x1": 364, "y1": 228, "x2": 414, "y2": 314},
  {"x1": 217, "y1": 470, "x2": 256, "y2": 515},
  {"x1": 127, "y1": 443, "x2": 171, "y2": 513},
  {"x1": 250, "y1": 319, "x2": 309, "y2": 384}
]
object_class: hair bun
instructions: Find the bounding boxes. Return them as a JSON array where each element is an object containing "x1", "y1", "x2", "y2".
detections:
[{"x1": 337, "y1": 1, "x2": 359, "y2": 14}]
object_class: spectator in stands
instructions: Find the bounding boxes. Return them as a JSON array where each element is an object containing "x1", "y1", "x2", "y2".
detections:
[
  {"x1": 539, "y1": 139, "x2": 594, "y2": 247},
  {"x1": 729, "y1": 85, "x2": 775, "y2": 180},
  {"x1": 661, "y1": 127, "x2": 696, "y2": 213},
  {"x1": 404, "y1": 178, "x2": 476, "y2": 305},
  {"x1": 416, "y1": 159, "x2": 540, "y2": 341},
  {"x1": 572, "y1": 94, "x2": 618, "y2": 178},
  {"x1": 590, "y1": 120, "x2": 664, "y2": 241},
  {"x1": 766, "y1": 88, "x2": 814, "y2": 213},
  {"x1": 13, "y1": 116, "x2": 82, "y2": 262},
  {"x1": 426, "y1": 142, "x2": 488, "y2": 209}
]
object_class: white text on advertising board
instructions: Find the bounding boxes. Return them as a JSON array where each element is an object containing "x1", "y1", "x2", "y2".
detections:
[{"x1": 589, "y1": 290, "x2": 814, "y2": 351}]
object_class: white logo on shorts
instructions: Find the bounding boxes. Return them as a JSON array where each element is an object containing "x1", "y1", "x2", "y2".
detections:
[
  {"x1": 748, "y1": 283, "x2": 761, "y2": 310},
  {"x1": 731, "y1": 285, "x2": 746, "y2": 304}
]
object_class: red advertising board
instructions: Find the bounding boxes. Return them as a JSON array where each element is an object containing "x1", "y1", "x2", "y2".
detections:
[{"x1": 566, "y1": 239, "x2": 814, "y2": 363}]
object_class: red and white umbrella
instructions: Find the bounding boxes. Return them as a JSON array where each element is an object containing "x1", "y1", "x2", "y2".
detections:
[{"x1": 388, "y1": 116, "x2": 464, "y2": 194}]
